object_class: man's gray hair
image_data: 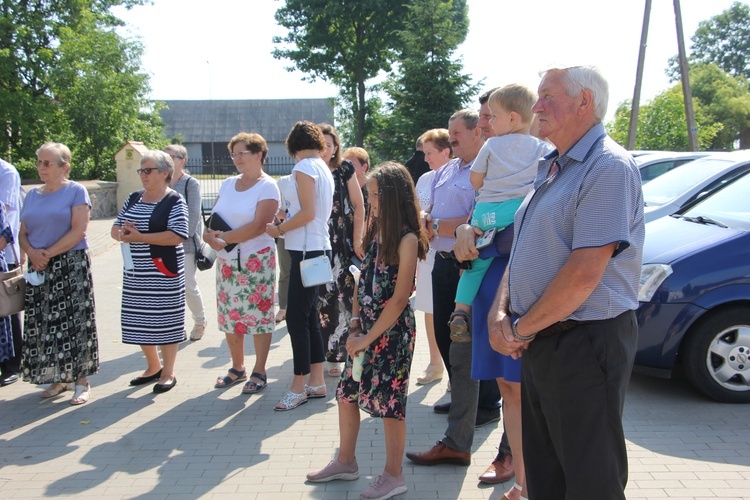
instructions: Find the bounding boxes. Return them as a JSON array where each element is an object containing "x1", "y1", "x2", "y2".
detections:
[
  {"x1": 541, "y1": 65, "x2": 609, "y2": 121},
  {"x1": 141, "y1": 150, "x2": 174, "y2": 182},
  {"x1": 449, "y1": 109, "x2": 480, "y2": 130}
]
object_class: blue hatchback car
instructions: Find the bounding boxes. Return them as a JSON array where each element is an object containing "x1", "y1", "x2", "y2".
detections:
[{"x1": 635, "y1": 166, "x2": 750, "y2": 403}]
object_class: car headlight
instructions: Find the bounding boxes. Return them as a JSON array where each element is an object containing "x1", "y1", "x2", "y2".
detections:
[{"x1": 638, "y1": 264, "x2": 673, "y2": 302}]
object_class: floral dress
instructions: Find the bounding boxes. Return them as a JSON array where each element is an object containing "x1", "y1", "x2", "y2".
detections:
[
  {"x1": 319, "y1": 160, "x2": 357, "y2": 361},
  {"x1": 336, "y1": 231, "x2": 416, "y2": 421}
]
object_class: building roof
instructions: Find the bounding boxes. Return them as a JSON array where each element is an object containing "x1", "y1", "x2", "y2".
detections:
[{"x1": 159, "y1": 99, "x2": 334, "y2": 143}]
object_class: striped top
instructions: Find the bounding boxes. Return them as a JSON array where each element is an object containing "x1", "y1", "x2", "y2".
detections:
[{"x1": 507, "y1": 123, "x2": 644, "y2": 321}]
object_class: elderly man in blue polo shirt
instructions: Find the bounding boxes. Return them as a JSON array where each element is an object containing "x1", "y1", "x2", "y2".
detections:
[{"x1": 490, "y1": 65, "x2": 644, "y2": 499}]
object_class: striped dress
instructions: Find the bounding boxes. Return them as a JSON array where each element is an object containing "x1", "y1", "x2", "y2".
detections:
[{"x1": 116, "y1": 194, "x2": 189, "y2": 345}]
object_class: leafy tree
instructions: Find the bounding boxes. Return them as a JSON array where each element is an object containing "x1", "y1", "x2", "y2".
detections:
[
  {"x1": 688, "y1": 63, "x2": 750, "y2": 150},
  {"x1": 371, "y1": 0, "x2": 477, "y2": 162},
  {"x1": 609, "y1": 87, "x2": 722, "y2": 151},
  {"x1": 52, "y1": 11, "x2": 165, "y2": 179},
  {"x1": 0, "y1": 0, "x2": 160, "y2": 179},
  {"x1": 273, "y1": 0, "x2": 410, "y2": 146},
  {"x1": 690, "y1": 1, "x2": 750, "y2": 80}
]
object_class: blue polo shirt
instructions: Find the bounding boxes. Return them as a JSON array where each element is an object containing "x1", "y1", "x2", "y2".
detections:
[{"x1": 507, "y1": 123, "x2": 644, "y2": 321}]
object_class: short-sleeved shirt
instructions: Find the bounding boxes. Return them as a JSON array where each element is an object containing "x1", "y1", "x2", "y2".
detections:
[
  {"x1": 213, "y1": 175, "x2": 280, "y2": 258},
  {"x1": 0, "y1": 159, "x2": 21, "y2": 263},
  {"x1": 429, "y1": 157, "x2": 476, "y2": 252},
  {"x1": 21, "y1": 181, "x2": 91, "y2": 251},
  {"x1": 472, "y1": 134, "x2": 554, "y2": 204},
  {"x1": 507, "y1": 123, "x2": 644, "y2": 321},
  {"x1": 283, "y1": 157, "x2": 334, "y2": 252}
]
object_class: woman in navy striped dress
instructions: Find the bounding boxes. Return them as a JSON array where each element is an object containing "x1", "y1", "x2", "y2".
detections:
[{"x1": 111, "y1": 150, "x2": 188, "y2": 393}]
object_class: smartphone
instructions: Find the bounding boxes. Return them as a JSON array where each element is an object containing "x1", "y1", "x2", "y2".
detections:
[{"x1": 475, "y1": 227, "x2": 497, "y2": 249}]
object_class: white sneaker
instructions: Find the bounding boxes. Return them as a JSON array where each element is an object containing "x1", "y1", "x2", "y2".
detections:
[
  {"x1": 360, "y1": 471, "x2": 407, "y2": 499},
  {"x1": 190, "y1": 321, "x2": 207, "y2": 341}
]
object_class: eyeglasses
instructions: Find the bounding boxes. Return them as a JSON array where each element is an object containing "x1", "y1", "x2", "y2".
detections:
[
  {"x1": 36, "y1": 160, "x2": 60, "y2": 168},
  {"x1": 168, "y1": 154, "x2": 184, "y2": 160},
  {"x1": 230, "y1": 151, "x2": 253, "y2": 160},
  {"x1": 136, "y1": 167, "x2": 159, "y2": 175}
]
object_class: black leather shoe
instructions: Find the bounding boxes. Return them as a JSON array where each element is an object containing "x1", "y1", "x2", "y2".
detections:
[
  {"x1": 433, "y1": 402, "x2": 451, "y2": 414},
  {"x1": 0, "y1": 373, "x2": 19, "y2": 386},
  {"x1": 475, "y1": 408, "x2": 501, "y2": 428},
  {"x1": 130, "y1": 369, "x2": 162, "y2": 386},
  {"x1": 153, "y1": 376, "x2": 177, "y2": 394}
]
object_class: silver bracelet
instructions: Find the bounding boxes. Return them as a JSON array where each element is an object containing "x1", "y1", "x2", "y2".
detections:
[{"x1": 511, "y1": 317, "x2": 536, "y2": 342}]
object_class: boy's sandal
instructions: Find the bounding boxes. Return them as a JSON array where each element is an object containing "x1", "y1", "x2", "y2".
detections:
[
  {"x1": 305, "y1": 383, "x2": 327, "y2": 399},
  {"x1": 214, "y1": 368, "x2": 247, "y2": 389},
  {"x1": 70, "y1": 383, "x2": 91, "y2": 406},
  {"x1": 42, "y1": 383, "x2": 69, "y2": 398},
  {"x1": 502, "y1": 482, "x2": 524, "y2": 500},
  {"x1": 326, "y1": 361, "x2": 342, "y2": 377},
  {"x1": 274, "y1": 390, "x2": 308, "y2": 411},
  {"x1": 242, "y1": 372, "x2": 267, "y2": 394},
  {"x1": 449, "y1": 311, "x2": 471, "y2": 341}
]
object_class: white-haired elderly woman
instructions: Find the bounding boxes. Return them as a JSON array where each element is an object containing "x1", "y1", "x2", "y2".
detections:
[
  {"x1": 111, "y1": 150, "x2": 189, "y2": 394},
  {"x1": 19, "y1": 142, "x2": 99, "y2": 405}
]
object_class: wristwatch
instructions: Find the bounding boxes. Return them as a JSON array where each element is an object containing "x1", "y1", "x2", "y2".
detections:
[
  {"x1": 432, "y1": 218, "x2": 440, "y2": 233},
  {"x1": 511, "y1": 317, "x2": 537, "y2": 342},
  {"x1": 276, "y1": 223, "x2": 285, "y2": 236}
]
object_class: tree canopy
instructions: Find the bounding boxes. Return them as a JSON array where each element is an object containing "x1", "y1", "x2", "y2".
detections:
[
  {"x1": 371, "y1": 0, "x2": 477, "y2": 162},
  {"x1": 690, "y1": 1, "x2": 750, "y2": 80},
  {"x1": 0, "y1": 0, "x2": 164, "y2": 180},
  {"x1": 273, "y1": 0, "x2": 410, "y2": 146}
]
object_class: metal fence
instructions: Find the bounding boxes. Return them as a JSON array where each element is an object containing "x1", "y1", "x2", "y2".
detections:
[{"x1": 185, "y1": 155, "x2": 295, "y2": 215}]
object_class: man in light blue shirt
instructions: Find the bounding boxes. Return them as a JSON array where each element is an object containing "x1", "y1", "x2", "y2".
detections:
[{"x1": 490, "y1": 66, "x2": 644, "y2": 499}]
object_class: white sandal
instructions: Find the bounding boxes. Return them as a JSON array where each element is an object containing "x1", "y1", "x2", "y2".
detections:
[
  {"x1": 70, "y1": 383, "x2": 90, "y2": 406},
  {"x1": 502, "y1": 482, "x2": 524, "y2": 500},
  {"x1": 274, "y1": 390, "x2": 307, "y2": 411},
  {"x1": 305, "y1": 383, "x2": 327, "y2": 399}
]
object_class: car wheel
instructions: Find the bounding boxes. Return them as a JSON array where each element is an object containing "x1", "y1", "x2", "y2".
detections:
[{"x1": 682, "y1": 307, "x2": 750, "y2": 403}]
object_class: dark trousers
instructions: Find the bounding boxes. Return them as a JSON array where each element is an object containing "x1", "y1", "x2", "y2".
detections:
[
  {"x1": 432, "y1": 254, "x2": 501, "y2": 410},
  {"x1": 287, "y1": 250, "x2": 326, "y2": 375},
  {"x1": 522, "y1": 310, "x2": 637, "y2": 500},
  {"x1": 0, "y1": 312, "x2": 22, "y2": 375}
]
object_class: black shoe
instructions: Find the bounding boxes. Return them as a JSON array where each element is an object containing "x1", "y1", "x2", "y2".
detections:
[
  {"x1": 0, "y1": 373, "x2": 19, "y2": 386},
  {"x1": 153, "y1": 376, "x2": 177, "y2": 394},
  {"x1": 130, "y1": 369, "x2": 162, "y2": 386},
  {"x1": 433, "y1": 402, "x2": 451, "y2": 414},
  {"x1": 475, "y1": 408, "x2": 501, "y2": 428}
]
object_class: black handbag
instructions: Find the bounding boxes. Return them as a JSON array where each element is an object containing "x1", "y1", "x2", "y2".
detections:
[
  {"x1": 204, "y1": 212, "x2": 237, "y2": 252},
  {"x1": 193, "y1": 235, "x2": 216, "y2": 271}
]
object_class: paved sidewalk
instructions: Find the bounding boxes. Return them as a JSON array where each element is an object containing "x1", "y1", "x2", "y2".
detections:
[{"x1": 0, "y1": 220, "x2": 748, "y2": 499}]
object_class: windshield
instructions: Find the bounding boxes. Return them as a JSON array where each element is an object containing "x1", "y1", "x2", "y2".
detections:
[
  {"x1": 642, "y1": 158, "x2": 733, "y2": 206},
  {"x1": 682, "y1": 171, "x2": 750, "y2": 230}
]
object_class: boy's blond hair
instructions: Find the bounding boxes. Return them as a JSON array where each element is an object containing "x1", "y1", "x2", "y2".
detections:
[{"x1": 488, "y1": 84, "x2": 537, "y2": 124}]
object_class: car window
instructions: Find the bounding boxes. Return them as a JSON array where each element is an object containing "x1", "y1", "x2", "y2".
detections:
[
  {"x1": 683, "y1": 170, "x2": 750, "y2": 230},
  {"x1": 642, "y1": 158, "x2": 733, "y2": 206},
  {"x1": 640, "y1": 161, "x2": 677, "y2": 183}
]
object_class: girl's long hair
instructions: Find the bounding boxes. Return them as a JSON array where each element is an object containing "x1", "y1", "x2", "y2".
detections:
[{"x1": 362, "y1": 162, "x2": 429, "y2": 265}]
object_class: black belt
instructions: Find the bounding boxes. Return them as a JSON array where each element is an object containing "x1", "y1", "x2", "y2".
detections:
[
  {"x1": 536, "y1": 319, "x2": 581, "y2": 338},
  {"x1": 437, "y1": 251, "x2": 453, "y2": 259}
]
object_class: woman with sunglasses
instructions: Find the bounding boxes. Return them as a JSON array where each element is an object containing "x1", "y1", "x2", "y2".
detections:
[
  {"x1": 19, "y1": 142, "x2": 99, "y2": 405},
  {"x1": 111, "y1": 150, "x2": 188, "y2": 394}
]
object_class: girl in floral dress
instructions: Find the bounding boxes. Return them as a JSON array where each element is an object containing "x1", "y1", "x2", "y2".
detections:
[{"x1": 307, "y1": 162, "x2": 429, "y2": 500}]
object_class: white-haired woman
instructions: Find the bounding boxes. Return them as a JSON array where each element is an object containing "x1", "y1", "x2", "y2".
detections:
[{"x1": 111, "y1": 150, "x2": 188, "y2": 394}]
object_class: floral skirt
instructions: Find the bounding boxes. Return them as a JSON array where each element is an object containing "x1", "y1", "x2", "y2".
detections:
[
  {"x1": 22, "y1": 249, "x2": 99, "y2": 384},
  {"x1": 336, "y1": 326, "x2": 415, "y2": 421},
  {"x1": 216, "y1": 246, "x2": 276, "y2": 335}
]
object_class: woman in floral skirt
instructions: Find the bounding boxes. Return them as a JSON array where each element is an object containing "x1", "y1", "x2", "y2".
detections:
[{"x1": 204, "y1": 133, "x2": 280, "y2": 394}]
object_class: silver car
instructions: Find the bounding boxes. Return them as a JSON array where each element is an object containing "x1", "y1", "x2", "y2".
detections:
[
  {"x1": 642, "y1": 151, "x2": 750, "y2": 223},
  {"x1": 635, "y1": 151, "x2": 711, "y2": 184}
]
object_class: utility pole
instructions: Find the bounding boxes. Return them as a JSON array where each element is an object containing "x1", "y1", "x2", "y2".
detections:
[
  {"x1": 627, "y1": 0, "x2": 652, "y2": 150},
  {"x1": 673, "y1": 0, "x2": 699, "y2": 151}
]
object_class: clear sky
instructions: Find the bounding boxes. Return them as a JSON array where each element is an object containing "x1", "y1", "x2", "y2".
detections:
[{"x1": 113, "y1": 0, "x2": 745, "y2": 123}]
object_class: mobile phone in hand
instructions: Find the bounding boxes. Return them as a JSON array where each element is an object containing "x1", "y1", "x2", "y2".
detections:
[{"x1": 475, "y1": 227, "x2": 497, "y2": 249}]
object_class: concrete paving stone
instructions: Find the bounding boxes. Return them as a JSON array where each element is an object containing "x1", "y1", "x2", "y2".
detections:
[{"x1": 624, "y1": 489, "x2": 669, "y2": 497}]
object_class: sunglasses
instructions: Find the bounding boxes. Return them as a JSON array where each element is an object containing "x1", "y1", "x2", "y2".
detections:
[
  {"x1": 136, "y1": 167, "x2": 159, "y2": 175},
  {"x1": 36, "y1": 160, "x2": 60, "y2": 168}
]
